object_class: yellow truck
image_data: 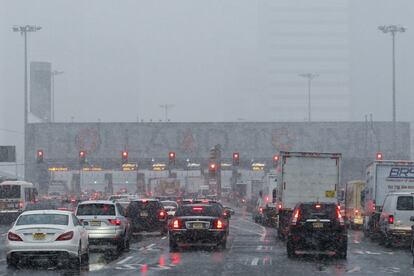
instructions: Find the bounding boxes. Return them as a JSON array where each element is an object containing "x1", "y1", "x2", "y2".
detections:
[{"x1": 346, "y1": 180, "x2": 366, "y2": 229}]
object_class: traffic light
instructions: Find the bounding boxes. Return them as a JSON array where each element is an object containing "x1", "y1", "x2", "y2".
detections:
[
  {"x1": 36, "y1": 150, "x2": 44, "y2": 163},
  {"x1": 79, "y1": 150, "x2": 86, "y2": 165},
  {"x1": 233, "y1": 152, "x2": 240, "y2": 166},
  {"x1": 169, "y1": 152, "x2": 176, "y2": 165},
  {"x1": 273, "y1": 154, "x2": 279, "y2": 167},
  {"x1": 209, "y1": 162, "x2": 217, "y2": 178},
  {"x1": 376, "y1": 152, "x2": 383, "y2": 160},
  {"x1": 121, "y1": 151, "x2": 128, "y2": 164}
]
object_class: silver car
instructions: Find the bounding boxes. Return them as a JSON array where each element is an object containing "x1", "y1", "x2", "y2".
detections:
[{"x1": 76, "y1": 200, "x2": 130, "y2": 254}]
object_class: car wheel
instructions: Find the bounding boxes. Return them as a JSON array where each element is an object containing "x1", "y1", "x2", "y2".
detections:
[
  {"x1": 82, "y1": 247, "x2": 90, "y2": 267},
  {"x1": 286, "y1": 238, "x2": 297, "y2": 258},
  {"x1": 169, "y1": 239, "x2": 178, "y2": 252},
  {"x1": 124, "y1": 235, "x2": 131, "y2": 252},
  {"x1": 219, "y1": 239, "x2": 227, "y2": 250},
  {"x1": 69, "y1": 243, "x2": 82, "y2": 269},
  {"x1": 6, "y1": 256, "x2": 17, "y2": 269}
]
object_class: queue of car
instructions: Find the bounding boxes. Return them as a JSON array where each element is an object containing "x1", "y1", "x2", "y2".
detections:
[{"x1": 3, "y1": 192, "x2": 234, "y2": 270}]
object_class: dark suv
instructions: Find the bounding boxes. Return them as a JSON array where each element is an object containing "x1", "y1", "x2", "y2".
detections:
[
  {"x1": 286, "y1": 202, "x2": 347, "y2": 259},
  {"x1": 126, "y1": 199, "x2": 168, "y2": 235}
]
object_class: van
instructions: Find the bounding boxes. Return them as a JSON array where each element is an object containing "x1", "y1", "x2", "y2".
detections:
[{"x1": 379, "y1": 191, "x2": 414, "y2": 246}]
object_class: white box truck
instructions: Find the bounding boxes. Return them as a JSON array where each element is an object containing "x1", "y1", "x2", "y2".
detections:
[
  {"x1": 276, "y1": 151, "x2": 341, "y2": 239},
  {"x1": 362, "y1": 160, "x2": 414, "y2": 237}
]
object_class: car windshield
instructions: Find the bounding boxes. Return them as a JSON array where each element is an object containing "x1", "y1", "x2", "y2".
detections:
[
  {"x1": 162, "y1": 202, "x2": 178, "y2": 208},
  {"x1": 175, "y1": 205, "x2": 221, "y2": 217},
  {"x1": 299, "y1": 204, "x2": 337, "y2": 221},
  {"x1": 397, "y1": 196, "x2": 414, "y2": 211},
  {"x1": 0, "y1": 185, "x2": 20, "y2": 199},
  {"x1": 16, "y1": 214, "x2": 69, "y2": 226},
  {"x1": 77, "y1": 203, "x2": 116, "y2": 216}
]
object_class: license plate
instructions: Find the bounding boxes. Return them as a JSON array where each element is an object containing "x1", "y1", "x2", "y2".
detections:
[
  {"x1": 90, "y1": 220, "x2": 101, "y2": 226},
  {"x1": 33, "y1": 233, "x2": 46, "y2": 240},
  {"x1": 313, "y1": 222, "x2": 323, "y2": 228},
  {"x1": 140, "y1": 211, "x2": 148, "y2": 217},
  {"x1": 192, "y1": 223, "x2": 203, "y2": 229}
]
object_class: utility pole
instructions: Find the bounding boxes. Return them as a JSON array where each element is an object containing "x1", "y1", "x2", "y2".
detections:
[
  {"x1": 378, "y1": 25, "x2": 406, "y2": 156},
  {"x1": 298, "y1": 73, "x2": 318, "y2": 122},
  {"x1": 12, "y1": 25, "x2": 42, "y2": 179},
  {"x1": 159, "y1": 104, "x2": 174, "y2": 122}
]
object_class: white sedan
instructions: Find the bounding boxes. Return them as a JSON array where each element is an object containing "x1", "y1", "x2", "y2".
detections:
[{"x1": 5, "y1": 209, "x2": 89, "y2": 269}]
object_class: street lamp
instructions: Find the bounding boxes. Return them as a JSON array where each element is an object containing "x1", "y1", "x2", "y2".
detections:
[
  {"x1": 12, "y1": 24, "x2": 42, "y2": 178},
  {"x1": 51, "y1": 70, "x2": 64, "y2": 122},
  {"x1": 378, "y1": 25, "x2": 406, "y2": 154},
  {"x1": 298, "y1": 73, "x2": 318, "y2": 122}
]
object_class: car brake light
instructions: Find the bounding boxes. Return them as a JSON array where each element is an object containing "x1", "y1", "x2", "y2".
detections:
[
  {"x1": 259, "y1": 207, "x2": 263, "y2": 213},
  {"x1": 8, "y1": 232, "x2": 22, "y2": 241},
  {"x1": 315, "y1": 204, "x2": 321, "y2": 209},
  {"x1": 388, "y1": 215, "x2": 394, "y2": 224},
  {"x1": 278, "y1": 204, "x2": 282, "y2": 210},
  {"x1": 336, "y1": 208, "x2": 344, "y2": 225},
  {"x1": 354, "y1": 209, "x2": 359, "y2": 214},
  {"x1": 108, "y1": 218, "x2": 122, "y2": 226},
  {"x1": 56, "y1": 231, "x2": 74, "y2": 241},
  {"x1": 18, "y1": 201, "x2": 24, "y2": 209},
  {"x1": 172, "y1": 219, "x2": 180, "y2": 229},
  {"x1": 159, "y1": 211, "x2": 166, "y2": 219},
  {"x1": 216, "y1": 219, "x2": 223, "y2": 229},
  {"x1": 192, "y1": 207, "x2": 203, "y2": 211},
  {"x1": 291, "y1": 209, "x2": 300, "y2": 225}
]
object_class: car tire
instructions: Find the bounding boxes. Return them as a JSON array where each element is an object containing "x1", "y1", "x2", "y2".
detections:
[
  {"x1": 219, "y1": 239, "x2": 227, "y2": 250},
  {"x1": 286, "y1": 238, "x2": 297, "y2": 258},
  {"x1": 161, "y1": 226, "x2": 168, "y2": 236},
  {"x1": 169, "y1": 239, "x2": 179, "y2": 252},
  {"x1": 82, "y1": 248, "x2": 90, "y2": 267},
  {"x1": 124, "y1": 236, "x2": 131, "y2": 252},
  {"x1": 69, "y1": 243, "x2": 82, "y2": 269},
  {"x1": 6, "y1": 256, "x2": 17, "y2": 269}
]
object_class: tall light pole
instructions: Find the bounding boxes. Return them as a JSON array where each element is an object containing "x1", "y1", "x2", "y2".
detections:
[
  {"x1": 298, "y1": 73, "x2": 318, "y2": 122},
  {"x1": 51, "y1": 70, "x2": 64, "y2": 122},
  {"x1": 12, "y1": 25, "x2": 42, "y2": 178},
  {"x1": 378, "y1": 25, "x2": 406, "y2": 155},
  {"x1": 159, "y1": 104, "x2": 174, "y2": 122}
]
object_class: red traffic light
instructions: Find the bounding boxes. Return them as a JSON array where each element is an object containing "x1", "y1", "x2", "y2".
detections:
[
  {"x1": 233, "y1": 152, "x2": 239, "y2": 159},
  {"x1": 376, "y1": 152, "x2": 383, "y2": 160},
  {"x1": 37, "y1": 150, "x2": 43, "y2": 157},
  {"x1": 273, "y1": 155, "x2": 279, "y2": 161},
  {"x1": 122, "y1": 151, "x2": 128, "y2": 158},
  {"x1": 169, "y1": 152, "x2": 176, "y2": 159},
  {"x1": 79, "y1": 151, "x2": 86, "y2": 158},
  {"x1": 209, "y1": 163, "x2": 217, "y2": 170}
]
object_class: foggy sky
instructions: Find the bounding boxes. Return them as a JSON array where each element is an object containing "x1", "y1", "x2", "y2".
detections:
[{"x1": 1, "y1": 0, "x2": 414, "y2": 169}]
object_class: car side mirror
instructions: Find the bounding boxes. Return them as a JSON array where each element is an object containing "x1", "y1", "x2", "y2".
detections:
[{"x1": 410, "y1": 216, "x2": 414, "y2": 222}]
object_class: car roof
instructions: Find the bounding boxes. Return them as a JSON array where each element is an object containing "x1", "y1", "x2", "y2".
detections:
[
  {"x1": 388, "y1": 191, "x2": 414, "y2": 196},
  {"x1": 21, "y1": 209, "x2": 73, "y2": 215},
  {"x1": 131, "y1": 198, "x2": 159, "y2": 202},
  {"x1": 78, "y1": 200, "x2": 115, "y2": 205}
]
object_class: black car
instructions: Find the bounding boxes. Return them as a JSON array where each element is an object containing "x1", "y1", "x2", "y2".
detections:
[
  {"x1": 286, "y1": 202, "x2": 347, "y2": 259},
  {"x1": 126, "y1": 199, "x2": 168, "y2": 235},
  {"x1": 168, "y1": 204, "x2": 229, "y2": 251}
]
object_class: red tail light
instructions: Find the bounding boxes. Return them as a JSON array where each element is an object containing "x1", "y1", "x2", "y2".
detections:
[
  {"x1": 108, "y1": 218, "x2": 122, "y2": 226},
  {"x1": 192, "y1": 207, "x2": 204, "y2": 212},
  {"x1": 172, "y1": 219, "x2": 181, "y2": 229},
  {"x1": 8, "y1": 232, "x2": 22, "y2": 241},
  {"x1": 291, "y1": 209, "x2": 300, "y2": 225},
  {"x1": 315, "y1": 204, "x2": 321, "y2": 209},
  {"x1": 388, "y1": 215, "x2": 394, "y2": 224},
  {"x1": 277, "y1": 204, "x2": 282, "y2": 210},
  {"x1": 259, "y1": 207, "x2": 263, "y2": 214},
  {"x1": 336, "y1": 207, "x2": 344, "y2": 226},
  {"x1": 18, "y1": 201, "x2": 24, "y2": 209},
  {"x1": 216, "y1": 219, "x2": 224, "y2": 229},
  {"x1": 159, "y1": 210, "x2": 166, "y2": 219},
  {"x1": 56, "y1": 231, "x2": 74, "y2": 241}
]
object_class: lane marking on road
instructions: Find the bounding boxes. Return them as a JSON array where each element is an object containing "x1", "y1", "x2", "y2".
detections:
[
  {"x1": 117, "y1": 256, "x2": 133, "y2": 265},
  {"x1": 347, "y1": 266, "x2": 361, "y2": 273},
  {"x1": 251, "y1": 257, "x2": 259, "y2": 266}
]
